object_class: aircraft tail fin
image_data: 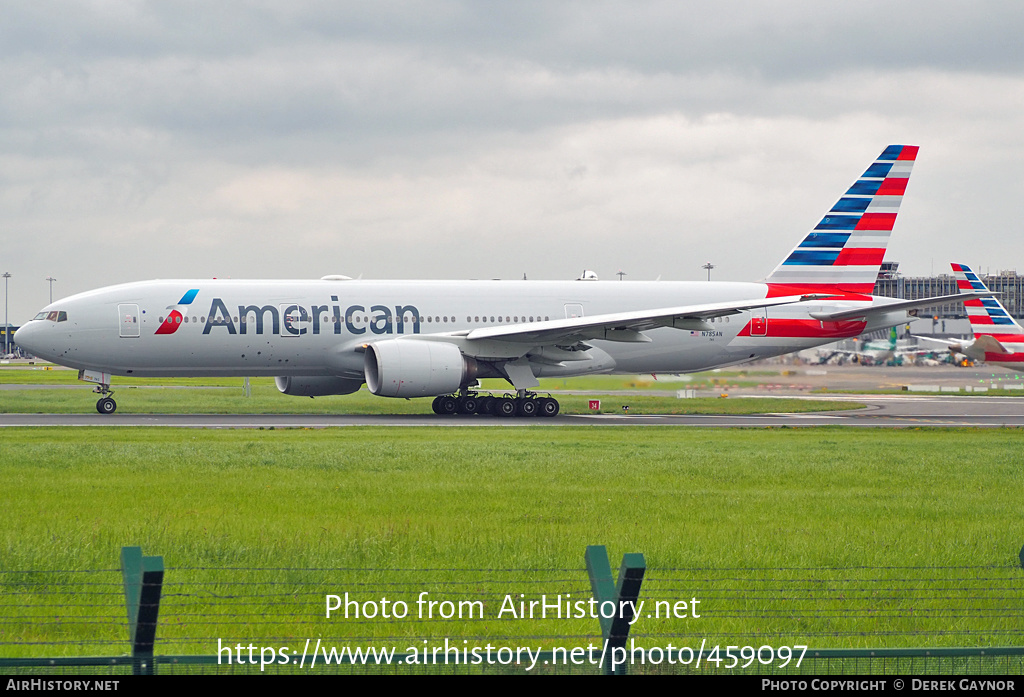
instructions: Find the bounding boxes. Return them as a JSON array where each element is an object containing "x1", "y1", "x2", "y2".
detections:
[
  {"x1": 952, "y1": 263, "x2": 1024, "y2": 338},
  {"x1": 765, "y1": 145, "x2": 918, "y2": 294}
]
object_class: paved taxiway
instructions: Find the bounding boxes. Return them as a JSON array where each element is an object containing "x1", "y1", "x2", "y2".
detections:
[
  {"x1": 1, "y1": 394, "x2": 1023, "y2": 427},
  {"x1": 2, "y1": 363, "x2": 1023, "y2": 427}
]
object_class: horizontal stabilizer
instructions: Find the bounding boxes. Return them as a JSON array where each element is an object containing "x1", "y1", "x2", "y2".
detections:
[{"x1": 809, "y1": 292, "x2": 993, "y2": 322}]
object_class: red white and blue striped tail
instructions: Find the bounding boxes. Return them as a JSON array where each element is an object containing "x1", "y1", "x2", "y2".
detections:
[
  {"x1": 952, "y1": 263, "x2": 1024, "y2": 341},
  {"x1": 766, "y1": 145, "x2": 918, "y2": 295}
]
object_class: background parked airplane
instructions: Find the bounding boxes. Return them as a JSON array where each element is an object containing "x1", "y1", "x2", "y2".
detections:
[
  {"x1": 828, "y1": 326, "x2": 939, "y2": 366},
  {"x1": 914, "y1": 263, "x2": 1024, "y2": 373},
  {"x1": 15, "y1": 145, "x2": 988, "y2": 415}
]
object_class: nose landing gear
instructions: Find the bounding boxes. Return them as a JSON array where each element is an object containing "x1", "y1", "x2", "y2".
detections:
[
  {"x1": 78, "y1": 370, "x2": 117, "y2": 415},
  {"x1": 93, "y1": 385, "x2": 116, "y2": 415}
]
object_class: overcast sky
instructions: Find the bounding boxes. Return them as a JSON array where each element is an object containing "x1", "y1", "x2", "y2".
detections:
[{"x1": 3, "y1": 1, "x2": 1024, "y2": 324}]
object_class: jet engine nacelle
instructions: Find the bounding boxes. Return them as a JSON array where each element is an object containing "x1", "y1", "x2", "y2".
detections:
[
  {"x1": 275, "y1": 376, "x2": 363, "y2": 397},
  {"x1": 364, "y1": 339, "x2": 478, "y2": 398}
]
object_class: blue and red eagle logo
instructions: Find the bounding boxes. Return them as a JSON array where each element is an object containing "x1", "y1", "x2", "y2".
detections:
[{"x1": 154, "y1": 289, "x2": 200, "y2": 335}]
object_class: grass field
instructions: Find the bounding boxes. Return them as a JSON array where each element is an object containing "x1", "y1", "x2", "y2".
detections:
[
  {"x1": 0, "y1": 365, "x2": 776, "y2": 390},
  {"x1": 0, "y1": 366, "x2": 864, "y2": 415},
  {"x1": 0, "y1": 385, "x2": 863, "y2": 415},
  {"x1": 2, "y1": 427, "x2": 1022, "y2": 658}
]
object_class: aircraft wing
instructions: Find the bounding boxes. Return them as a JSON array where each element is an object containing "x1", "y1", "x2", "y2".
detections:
[
  {"x1": 913, "y1": 334, "x2": 1009, "y2": 355},
  {"x1": 808, "y1": 292, "x2": 994, "y2": 322},
  {"x1": 832, "y1": 346, "x2": 943, "y2": 358},
  {"x1": 456, "y1": 294, "x2": 823, "y2": 345},
  {"x1": 910, "y1": 335, "x2": 959, "y2": 348}
]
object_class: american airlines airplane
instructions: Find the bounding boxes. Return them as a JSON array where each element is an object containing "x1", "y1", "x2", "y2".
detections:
[
  {"x1": 914, "y1": 263, "x2": 1024, "y2": 373},
  {"x1": 14, "y1": 145, "x2": 986, "y2": 416}
]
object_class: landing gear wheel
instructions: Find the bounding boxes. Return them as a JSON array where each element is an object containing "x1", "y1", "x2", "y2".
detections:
[
  {"x1": 96, "y1": 397, "x2": 117, "y2": 415},
  {"x1": 437, "y1": 395, "x2": 458, "y2": 415},
  {"x1": 516, "y1": 398, "x2": 539, "y2": 417},
  {"x1": 458, "y1": 396, "x2": 479, "y2": 415},
  {"x1": 476, "y1": 396, "x2": 495, "y2": 415},
  {"x1": 431, "y1": 396, "x2": 444, "y2": 414},
  {"x1": 496, "y1": 397, "x2": 517, "y2": 417},
  {"x1": 538, "y1": 397, "x2": 560, "y2": 417}
]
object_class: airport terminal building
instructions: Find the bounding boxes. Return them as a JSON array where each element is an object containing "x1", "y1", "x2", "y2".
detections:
[
  {"x1": 872, "y1": 262, "x2": 1023, "y2": 336},
  {"x1": 1, "y1": 323, "x2": 20, "y2": 356}
]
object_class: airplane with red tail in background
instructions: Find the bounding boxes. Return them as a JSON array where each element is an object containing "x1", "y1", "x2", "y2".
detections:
[{"x1": 915, "y1": 263, "x2": 1024, "y2": 372}]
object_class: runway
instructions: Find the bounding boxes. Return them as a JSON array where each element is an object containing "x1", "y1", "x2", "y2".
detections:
[{"x1": 1, "y1": 394, "x2": 1023, "y2": 427}]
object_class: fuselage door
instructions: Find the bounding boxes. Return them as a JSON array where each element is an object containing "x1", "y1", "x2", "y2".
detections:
[
  {"x1": 279, "y1": 303, "x2": 310, "y2": 337},
  {"x1": 750, "y1": 307, "x2": 767, "y2": 337},
  {"x1": 118, "y1": 304, "x2": 141, "y2": 338},
  {"x1": 564, "y1": 303, "x2": 584, "y2": 319}
]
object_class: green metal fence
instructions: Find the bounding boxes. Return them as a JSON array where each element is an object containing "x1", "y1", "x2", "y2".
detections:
[{"x1": 3, "y1": 545, "x2": 1024, "y2": 675}]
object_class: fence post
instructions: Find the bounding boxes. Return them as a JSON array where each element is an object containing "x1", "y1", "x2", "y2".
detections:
[
  {"x1": 121, "y1": 546, "x2": 165, "y2": 675},
  {"x1": 585, "y1": 545, "x2": 646, "y2": 675}
]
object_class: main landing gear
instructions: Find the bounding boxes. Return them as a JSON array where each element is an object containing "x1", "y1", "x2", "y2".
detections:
[
  {"x1": 94, "y1": 385, "x2": 117, "y2": 414},
  {"x1": 431, "y1": 391, "x2": 559, "y2": 418}
]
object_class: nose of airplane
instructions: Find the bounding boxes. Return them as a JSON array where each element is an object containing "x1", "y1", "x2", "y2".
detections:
[{"x1": 13, "y1": 322, "x2": 44, "y2": 358}]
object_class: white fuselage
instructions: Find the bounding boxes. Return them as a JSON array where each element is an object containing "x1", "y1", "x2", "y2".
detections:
[{"x1": 15, "y1": 278, "x2": 906, "y2": 384}]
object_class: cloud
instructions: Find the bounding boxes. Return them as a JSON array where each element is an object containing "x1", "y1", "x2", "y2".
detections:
[{"x1": 2, "y1": 2, "x2": 1024, "y2": 322}]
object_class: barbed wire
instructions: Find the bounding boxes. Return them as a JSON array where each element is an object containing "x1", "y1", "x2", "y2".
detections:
[
  {"x1": 5, "y1": 563, "x2": 1022, "y2": 656},
  {"x1": 4, "y1": 563, "x2": 1015, "y2": 574},
  {"x1": 167, "y1": 566, "x2": 590, "y2": 573}
]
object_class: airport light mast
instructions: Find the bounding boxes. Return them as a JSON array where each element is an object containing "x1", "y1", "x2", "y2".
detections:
[
  {"x1": 46, "y1": 277, "x2": 56, "y2": 304},
  {"x1": 3, "y1": 272, "x2": 9, "y2": 355}
]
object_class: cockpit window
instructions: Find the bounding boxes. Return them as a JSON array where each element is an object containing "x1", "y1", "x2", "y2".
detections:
[{"x1": 34, "y1": 310, "x2": 68, "y2": 322}]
